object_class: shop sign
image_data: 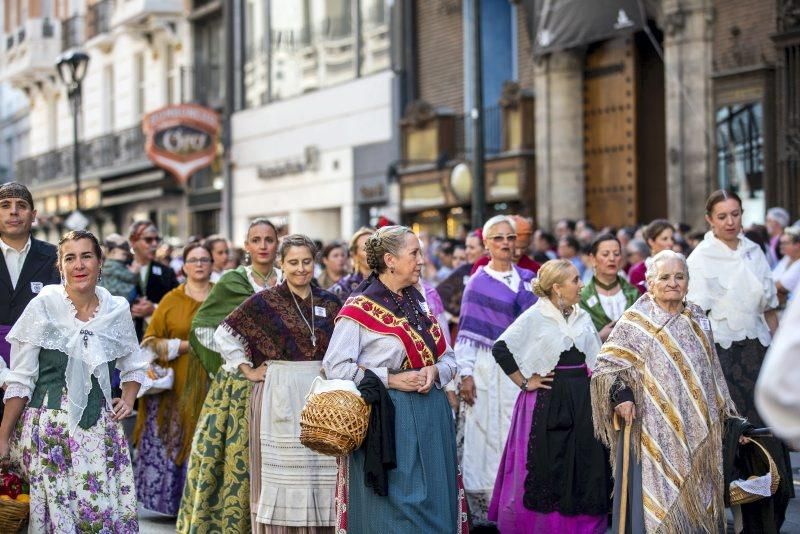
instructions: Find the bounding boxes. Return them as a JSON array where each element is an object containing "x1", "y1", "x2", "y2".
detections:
[
  {"x1": 257, "y1": 146, "x2": 320, "y2": 179},
  {"x1": 143, "y1": 104, "x2": 220, "y2": 185}
]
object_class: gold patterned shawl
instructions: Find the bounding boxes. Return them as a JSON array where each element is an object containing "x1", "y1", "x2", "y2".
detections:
[{"x1": 590, "y1": 293, "x2": 737, "y2": 534}]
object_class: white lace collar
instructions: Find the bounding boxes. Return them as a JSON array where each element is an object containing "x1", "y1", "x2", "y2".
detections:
[
  {"x1": 7, "y1": 284, "x2": 142, "y2": 432},
  {"x1": 498, "y1": 297, "x2": 601, "y2": 377}
]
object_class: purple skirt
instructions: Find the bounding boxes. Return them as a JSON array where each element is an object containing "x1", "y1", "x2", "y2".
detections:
[
  {"x1": 487, "y1": 389, "x2": 606, "y2": 534},
  {"x1": 0, "y1": 324, "x2": 12, "y2": 367},
  {"x1": 134, "y1": 396, "x2": 187, "y2": 516}
]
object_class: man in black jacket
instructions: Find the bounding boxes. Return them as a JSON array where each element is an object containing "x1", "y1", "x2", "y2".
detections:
[
  {"x1": 127, "y1": 220, "x2": 178, "y2": 339},
  {"x1": 0, "y1": 182, "x2": 60, "y2": 368}
]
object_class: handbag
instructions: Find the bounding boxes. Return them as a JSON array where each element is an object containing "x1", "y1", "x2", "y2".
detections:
[{"x1": 299, "y1": 376, "x2": 371, "y2": 456}]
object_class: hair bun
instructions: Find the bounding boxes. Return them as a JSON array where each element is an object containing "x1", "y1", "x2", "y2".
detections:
[
  {"x1": 531, "y1": 278, "x2": 548, "y2": 298},
  {"x1": 364, "y1": 234, "x2": 382, "y2": 271}
]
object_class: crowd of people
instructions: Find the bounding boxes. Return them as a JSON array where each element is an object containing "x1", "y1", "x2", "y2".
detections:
[{"x1": 0, "y1": 178, "x2": 797, "y2": 533}]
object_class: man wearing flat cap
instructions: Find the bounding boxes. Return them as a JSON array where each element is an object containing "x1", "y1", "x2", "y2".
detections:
[{"x1": 0, "y1": 182, "x2": 60, "y2": 370}]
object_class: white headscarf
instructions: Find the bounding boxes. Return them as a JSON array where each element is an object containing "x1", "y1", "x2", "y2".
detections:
[
  {"x1": 498, "y1": 297, "x2": 601, "y2": 376},
  {"x1": 7, "y1": 284, "x2": 145, "y2": 432}
]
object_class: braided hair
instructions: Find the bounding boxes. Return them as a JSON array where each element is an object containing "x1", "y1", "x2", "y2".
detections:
[{"x1": 364, "y1": 225, "x2": 415, "y2": 274}]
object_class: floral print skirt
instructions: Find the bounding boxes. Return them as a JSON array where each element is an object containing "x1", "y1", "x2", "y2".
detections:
[{"x1": 9, "y1": 395, "x2": 138, "y2": 533}]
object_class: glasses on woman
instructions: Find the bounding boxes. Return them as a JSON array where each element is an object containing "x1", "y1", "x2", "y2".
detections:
[
  {"x1": 141, "y1": 236, "x2": 162, "y2": 244},
  {"x1": 185, "y1": 258, "x2": 213, "y2": 265},
  {"x1": 487, "y1": 234, "x2": 517, "y2": 243}
]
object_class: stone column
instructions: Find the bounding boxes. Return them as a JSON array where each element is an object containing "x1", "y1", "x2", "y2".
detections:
[
  {"x1": 533, "y1": 50, "x2": 584, "y2": 230},
  {"x1": 662, "y1": 0, "x2": 714, "y2": 228}
]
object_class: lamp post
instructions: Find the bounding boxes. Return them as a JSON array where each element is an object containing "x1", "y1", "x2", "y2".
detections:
[
  {"x1": 469, "y1": 0, "x2": 486, "y2": 229},
  {"x1": 56, "y1": 50, "x2": 90, "y2": 213}
]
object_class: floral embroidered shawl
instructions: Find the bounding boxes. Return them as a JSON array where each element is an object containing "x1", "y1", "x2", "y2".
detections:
[
  {"x1": 337, "y1": 274, "x2": 447, "y2": 370},
  {"x1": 590, "y1": 293, "x2": 737, "y2": 534}
]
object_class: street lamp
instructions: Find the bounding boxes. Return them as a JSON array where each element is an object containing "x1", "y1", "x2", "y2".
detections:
[{"x1": 56, "y1": 50, "x2": 90, "y2": 213}]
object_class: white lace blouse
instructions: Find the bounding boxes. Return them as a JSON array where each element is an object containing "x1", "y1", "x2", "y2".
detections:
[{"x1": 4, "y1": 287, "x2": 149, "y2": 403}]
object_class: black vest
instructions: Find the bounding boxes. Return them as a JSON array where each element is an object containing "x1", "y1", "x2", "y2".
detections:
[{"x1": 0, "y1": 237, "x2": 60, "y2": 326}]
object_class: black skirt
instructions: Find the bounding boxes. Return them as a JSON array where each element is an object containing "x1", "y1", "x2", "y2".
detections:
[{"x1": 523, "y1": 346, "x2": 611, "y2": 516}]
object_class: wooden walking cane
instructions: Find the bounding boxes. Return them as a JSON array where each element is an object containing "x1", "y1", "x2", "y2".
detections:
[{"x1": 614, "y1": 413, "x2": 632, "y2": 534}]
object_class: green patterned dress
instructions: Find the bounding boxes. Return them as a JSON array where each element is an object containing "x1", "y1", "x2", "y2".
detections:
[{"x1": 176, "y1": 266, "x2": 262, "y2": 533}]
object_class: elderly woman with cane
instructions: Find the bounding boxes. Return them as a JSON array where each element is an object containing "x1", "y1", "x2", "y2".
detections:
[{"x1": 591, "y1": 250, "x2": 738, "y2": 533}]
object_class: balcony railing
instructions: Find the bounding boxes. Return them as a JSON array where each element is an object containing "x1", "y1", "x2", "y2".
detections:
[
  {"x1": 62, "y1": 15, "x2": 84, "y2": 51},
  {"x1": 15, "y1": 125, "x2": 148, "y2": 189},
  {"x1": 87, "y1": 0, "x2": 114, "y2": 39}
]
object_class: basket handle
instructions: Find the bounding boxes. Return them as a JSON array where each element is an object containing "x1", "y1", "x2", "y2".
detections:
[{"x1": 746, "y1": 438, "x2": 781, "y2": 490}]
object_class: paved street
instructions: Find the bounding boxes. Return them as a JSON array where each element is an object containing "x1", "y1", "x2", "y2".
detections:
[
  {"x1": 138, "y1": 454, "x2": 800, "y2": 533},
  {"x1": 138, "y1": 506, "x2": 176, "y2": 534}
]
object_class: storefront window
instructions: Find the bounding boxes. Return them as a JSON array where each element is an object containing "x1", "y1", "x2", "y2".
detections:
[{"x1": 716, "y1": 102, "x2": 764, "y2": 226}]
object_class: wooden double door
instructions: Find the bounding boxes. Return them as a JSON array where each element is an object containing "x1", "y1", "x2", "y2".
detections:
[{"x1": 583, "y1": 34, "x2": 666, "y2": 227}]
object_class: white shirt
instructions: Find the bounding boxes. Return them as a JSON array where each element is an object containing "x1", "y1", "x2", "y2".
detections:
[
  {"x1": 756, "y1": 295, "x2": 800, "y2": 448},
  {"x1": 483, "y1": 265, "x2": 521, "y2": 291},
  {"x1": 0, "y1": 236, "x2": 31, "y2": 289},
  {"x1": 598, "y1": 290, "x2": 628, "y2": 322},
  {"x1": 772, "y1": 256, "x2": 800, "y2": 299},
  {"x1": 687, "y1": 232, "x2": 778, "y2": 348}
]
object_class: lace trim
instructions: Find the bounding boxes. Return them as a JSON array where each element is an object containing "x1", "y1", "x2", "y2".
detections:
[
  {"x1": 3, "y1": 384, "x2": 31, "y2": 403},
  {"x1": 120, "y1": 369, "x2": 148, "y2": 387},
  {"x1": 62, "y1": 289, "x2": 101, "y2": 322}
]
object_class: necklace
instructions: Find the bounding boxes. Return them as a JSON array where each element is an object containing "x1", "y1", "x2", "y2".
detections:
[
  {"x1": 594, "y1": 276, "x2": 620, "y2": 291},
  {"x1": 381, "y1": 281, "x2": 425, "y2": 332},
  {"x1": 251, "y1": 266, "x2": 277, "y2": 288},
  {"x1": 290, "y1": 288, "x2": 316, "y2": 348},
  {"x1": 185, "y1": 283, "x2": 210, "y2": 301}
]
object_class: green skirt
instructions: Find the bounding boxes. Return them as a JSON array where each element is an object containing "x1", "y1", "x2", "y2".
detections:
[{"x1": 177, "y1": 368, "x2": 253, "y2": 534}]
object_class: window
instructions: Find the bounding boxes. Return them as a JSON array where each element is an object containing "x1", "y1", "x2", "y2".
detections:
[
  {"x1": 134, "y1": 52, "x2": 145, "y2": 118},
  {"x1": 48, "y1": 96, "x2": 59, "y2": 150},
  {"x1": 359, "y1": 0, "x2": 390, "y2": 75},
  {"x1": 104, "y1": 65, "x2": 115, "y2": 132},
  {"x1": 242, "y1": 0, "x2": 391, "y2": 108},
  {"x1": 166, "y1": 45, "x2": 177, "y2": 104},
  {"x1": 716, "y1": 102, "x2": 765, "y2": 226}
]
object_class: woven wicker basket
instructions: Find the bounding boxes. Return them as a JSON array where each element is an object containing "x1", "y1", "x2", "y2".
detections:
[
  {"x1": 0, "y1": 498, "x2": 29, "y2": 533},
  {"x1": 729, "y1": 438, "x2": 781, "y2": 506},
  {"x1": 300, "y1": 390, "x2": 371, "y2": 457}
]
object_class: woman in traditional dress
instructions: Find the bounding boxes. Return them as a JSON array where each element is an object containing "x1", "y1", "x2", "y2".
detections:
[
  {"x1": 329, "y1": 227, "x2": 374, "y2": 301},
  {"x1": 317, "y1": 242, "x2": 348, "y2": 290},
  {"x1": 455, "y1": 215, "x2": 537, "y2": 524},
  {"x1": 591, "y1": 250, "x2": 739, "y2": 533},
  {"x1": 580, "y1": 233, "x2": 639, "y2": 341},
  {"x1": 687, "y1": 189, "x2": 793, "y2": 529},
  {"x1": 215, "y1": 234, "x2": 341, "y2": 533},
  {"x1": 0, "y1": 230, "x2": 148, "y2": 533},
  {"x1": 323, "y1": 225, "x2": 464, "y2": 532},
  {"x1": 133, "y1": 242, "x2": 214, "y2": 515},
  {"x1": 489, "y1": 259, "x2": 609, "y2": 533},
  {"x1": 177, "y1": 218, "x2": 282, "y2": 534},
  {"x1": 628, "y1": 220, "x2": 674, "y2": 293},
  {"x1": 772, "y1": 226, "x2": 800, "y2": 305}
]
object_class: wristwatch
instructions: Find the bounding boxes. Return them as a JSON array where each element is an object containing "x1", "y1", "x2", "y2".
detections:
[{"x1": 520, "y1": 377, "x2": 529, "y2": 392}]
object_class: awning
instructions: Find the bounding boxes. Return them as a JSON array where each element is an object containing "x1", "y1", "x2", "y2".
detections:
[{"x1": 525, "y1": 0, "x2": 659, "y2": 56}]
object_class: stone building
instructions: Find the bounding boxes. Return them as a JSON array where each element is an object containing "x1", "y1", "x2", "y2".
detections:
[
  {"x1": 395, "y1": 0, "x2": 800, "y2": 233},
  {"x1": 1, "y1": 0, "x2": 191, "y2": 242}
]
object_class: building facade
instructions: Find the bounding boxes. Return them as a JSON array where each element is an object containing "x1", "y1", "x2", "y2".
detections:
[
  {"x1": 395, "y1": 0, "x2": 800, "y2": 232},
  {"x1": 2, "y1": 0, "x2": 192, "y2": 242},
  {"x1": 227, "y1": 0, "x2": 398, "y2": 245},
  {"x1": 0, "y1": 84, "x2": 29, "y2": 186}
]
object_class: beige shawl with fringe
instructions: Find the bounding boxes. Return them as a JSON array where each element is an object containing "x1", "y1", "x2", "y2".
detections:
[{"x1": 591, "y1": 293, "x2": 737, "y2": 534}]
